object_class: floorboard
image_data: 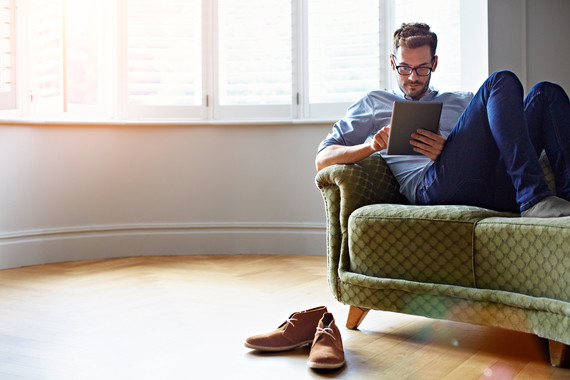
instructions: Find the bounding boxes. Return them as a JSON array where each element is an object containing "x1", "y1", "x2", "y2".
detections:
[{"x1": 0, "y1": 255, "x2": 567, "y2": 380}]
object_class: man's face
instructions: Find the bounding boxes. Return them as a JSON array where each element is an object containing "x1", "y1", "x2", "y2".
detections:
[{"x1": 391, "y1": 45, "x2": 437, "y2": 100}]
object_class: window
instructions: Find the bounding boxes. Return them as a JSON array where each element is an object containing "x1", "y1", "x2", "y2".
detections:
[
  {"x1": 306, "y1": 0, "x2": 389, "y2": 118},
  {"x1": 0, "y1": 0, "x2": 16, "y2": 110},
  {"x1": 121, "y1": 0, "x2": 202, "y2": 119},
  {"x1": 28, "y1": 0, "x2": 109, "y2": 117},
  {"x1": 215, "y1": 0, "x2": 292, "y2": 119},
  {"x1": 2, "y1": 0, "x2": 487, "y2": 121},
  {"x1": 29, "y1": 0, "x2": 64, "y2": 114},
  {"x1": 308, "y1": 0, "x2": 382, "y2": 103}
]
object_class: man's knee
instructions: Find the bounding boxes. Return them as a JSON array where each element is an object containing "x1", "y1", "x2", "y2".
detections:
[
  {"x1": 531, "y1": 81, "x2": 568, "y2": 100},
  {"x1": 488, "y1": 70, "x2": 521, "y2": 85},
  {"x1": 483, "y1": 70, "x2": 523, "y2": 95}
]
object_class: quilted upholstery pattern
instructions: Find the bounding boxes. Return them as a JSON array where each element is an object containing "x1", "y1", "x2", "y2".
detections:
[
  {"x1": 475, "y1": 217, "x2": 570, "y2": 301},
  {"x1": 315, "y1": 152, "x2": 570, "y2": 345},
  {"x1": 315, "y1": 153, "x2": 406, "y2": 295},
  {"x1": 348, "y1": 204, "x2": 513, "y2": 287},
  {"x1": 337, "y1": 275, "x2": 569, "y2": 344}
]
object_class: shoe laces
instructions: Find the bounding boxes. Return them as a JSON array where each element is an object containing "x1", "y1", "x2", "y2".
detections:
[
  {"x1": 315, "y1": 326, "x2": 336, "y2": 340},
  {"x1": 286, "y1": 316, "x2": 298, "y2": 328}
]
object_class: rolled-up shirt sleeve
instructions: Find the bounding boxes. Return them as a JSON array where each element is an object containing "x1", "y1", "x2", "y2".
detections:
[{"x1": 317, "y1": 94, "x2": 378, "y2": 153}]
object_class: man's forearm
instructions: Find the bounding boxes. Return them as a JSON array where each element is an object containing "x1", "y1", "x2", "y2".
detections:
[{"x1": 315, "y1": 144, "x2": 376, "y2": 171}]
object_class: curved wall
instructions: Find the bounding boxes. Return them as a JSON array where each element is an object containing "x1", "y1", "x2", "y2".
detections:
[{"x1": 0, "y1": 122, "x2": 330, "y2": 269}]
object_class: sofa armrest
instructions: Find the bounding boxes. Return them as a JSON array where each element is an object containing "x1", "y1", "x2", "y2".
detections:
[{"x1": 315, "y1": 154, "x2": 406, "y2": 297}]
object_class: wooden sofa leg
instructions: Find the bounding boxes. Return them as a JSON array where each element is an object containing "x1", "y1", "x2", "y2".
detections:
[
  {"x1": 346, "y1": 306, "x2": 370, "y2": 329},
  {"x1": 549, "y1": 340, "x2": 570, "y2": 367}
]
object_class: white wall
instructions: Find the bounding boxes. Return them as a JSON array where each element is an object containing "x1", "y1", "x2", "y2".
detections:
[
  {"x1": 1, "y1": 0, "x2": 569, "y2": 269},
  {"x1": 0, "y1": 122, "x2": 332, "y2": 268},
  {"x1": 488, "y1": 0, "x2": 570, "y2": 92}
]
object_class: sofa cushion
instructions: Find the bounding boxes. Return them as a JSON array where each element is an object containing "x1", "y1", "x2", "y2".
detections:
[
  {"x1": 474, "y1": 217, "x2": 570, "y2": 302},
  {"x1": 348, "y1": 204, "x2": 514, "y2": 287}
]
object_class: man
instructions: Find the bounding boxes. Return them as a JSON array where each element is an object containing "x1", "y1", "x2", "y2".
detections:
[{"x1": 316, "y1": 22, "x2": 570, "y2": 217}]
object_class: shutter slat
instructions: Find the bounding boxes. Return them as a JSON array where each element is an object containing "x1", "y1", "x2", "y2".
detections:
[
  {"x1": 308, "y1": 0, "x2": 381, "y2": 103},
  {"x1": 218, "y1": 0, "x2": 292, "y2": 106},
  {"x1": 127, "y1": 0, "x2": 201, "y2": 106},
  {"x1": 0, "y1": 0, "x2": 15, "y2": 107}
]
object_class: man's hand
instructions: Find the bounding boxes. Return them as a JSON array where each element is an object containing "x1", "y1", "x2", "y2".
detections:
[
  {"x1": 370, "y1": 125, "x2": 391, "y2": 152},
  {"x1": 410, "y1": 128, "x2": 446, "y2": 161},
  {"x1": 315, "y1": 125, "x2": 391, "y2": 171}
]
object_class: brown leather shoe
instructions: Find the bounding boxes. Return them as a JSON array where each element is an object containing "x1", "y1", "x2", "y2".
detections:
[
  {"x1": 307, "y1": 312, "x2": 345, "y2": 369},
  {"x1": 245, "y1": 306, "x2": 328, "y2": 352}
]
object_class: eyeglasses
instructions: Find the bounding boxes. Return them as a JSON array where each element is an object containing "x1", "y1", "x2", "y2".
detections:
[{"x1": 391, "y1": 55, "x2": 434, "y2": 77}]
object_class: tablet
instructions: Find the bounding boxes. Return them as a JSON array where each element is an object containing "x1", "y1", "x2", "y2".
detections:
[{"x1": 386, "y1": 101, "x2": 443, "y2": 155}]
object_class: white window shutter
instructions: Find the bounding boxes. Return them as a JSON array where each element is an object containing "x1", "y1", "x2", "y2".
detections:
[
  {"x1": 125, "y1": 0, "x2": 202, "y2": 110},
  {"x1": 65, "y1": 0, "x2": 101, "y2": 107},
  {"x1": 214, "y1": 0, "x2": 292, "y2": 120},
  {"x1": 29, "y1": 0, "x2": 65, "y2": 115},
  {"x1": 304, "y1": 0, "x2": 384, "y2": 119},
  {"x1": 308, "y1": 0, "x2": 382, "y2": 104},
  {"x1": 0, "y1": 0, "x2": 16, "y2": 109}
]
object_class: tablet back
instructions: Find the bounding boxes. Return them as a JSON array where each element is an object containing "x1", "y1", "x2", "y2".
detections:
[{"x1": 386, "y1": 101, "x2": 442, "y2": 155}]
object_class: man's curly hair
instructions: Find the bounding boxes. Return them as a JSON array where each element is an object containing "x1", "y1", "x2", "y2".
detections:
[{"x1": 392, "y1": 23, "x2": 438, "y2": 58}]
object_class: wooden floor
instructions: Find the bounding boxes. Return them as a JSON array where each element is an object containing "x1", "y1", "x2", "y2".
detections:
[{"x1": 0, "y1": 255, "x2": 568, "y2": 380}]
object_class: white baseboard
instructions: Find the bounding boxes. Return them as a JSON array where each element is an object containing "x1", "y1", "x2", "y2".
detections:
[{"x1": 0, "y1": 223, "x2": 327, "y2": 269}]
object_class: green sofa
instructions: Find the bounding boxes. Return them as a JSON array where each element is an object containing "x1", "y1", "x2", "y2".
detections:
[{"x1": 315, "y1": 152, "x2": 570, "y2": 367}]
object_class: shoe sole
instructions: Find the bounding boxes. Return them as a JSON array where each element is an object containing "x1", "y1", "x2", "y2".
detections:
[
  {"x1": 244, "y1": 339, "x2": 313, "y2": 352},
  {"x1": 308, "y1": 360, "x2": 345, "y2": 370}
]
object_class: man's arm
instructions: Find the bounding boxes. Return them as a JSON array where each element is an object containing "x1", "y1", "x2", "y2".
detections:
[
  {"x1": 316, "y1": 126, "x2": 446, "y2": 171},
  {"x1": 315, "y1": 126, "x2": 390, "y2": 171}
]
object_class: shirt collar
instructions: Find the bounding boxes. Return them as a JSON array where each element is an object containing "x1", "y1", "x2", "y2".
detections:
[{"x1": 394, "y1": 87, "x2": 439, "y2": 101}]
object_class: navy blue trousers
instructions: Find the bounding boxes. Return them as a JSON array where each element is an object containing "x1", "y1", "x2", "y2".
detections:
[{"x1": 416, "y1": 71, "x2": 570, "y2": 212}]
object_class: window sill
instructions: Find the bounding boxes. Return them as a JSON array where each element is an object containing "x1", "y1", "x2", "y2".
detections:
[{"x1": 0, "y1": 118, "x2": 335, "y2": 128}]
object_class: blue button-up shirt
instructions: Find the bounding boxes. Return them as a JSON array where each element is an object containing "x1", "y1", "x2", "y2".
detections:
[{"x1": 318, "y1": 88, "x2": 474, "y2": 203}]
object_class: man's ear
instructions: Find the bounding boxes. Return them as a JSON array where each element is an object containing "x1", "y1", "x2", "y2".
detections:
[
  {"x1": 432, "y1": 55, "x2": 438, "y2": 72},
  {"x1": 390, "y1": 54, "x2": 396, "y2": 71}
]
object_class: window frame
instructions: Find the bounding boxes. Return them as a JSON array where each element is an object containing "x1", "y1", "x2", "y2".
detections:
[
  {"x1": 3, "y1": 0, "x2": 488, "y2": 122},
  {"x1": 0, "y1": 0, "x2": 17, "y2": 110}
]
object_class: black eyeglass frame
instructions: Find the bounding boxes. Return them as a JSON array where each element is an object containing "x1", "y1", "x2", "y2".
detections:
[{"x1": 390, "y1": 54, "x2": 435, "y2": 77}]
